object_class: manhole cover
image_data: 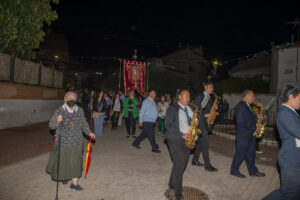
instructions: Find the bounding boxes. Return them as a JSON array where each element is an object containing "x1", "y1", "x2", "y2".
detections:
[{"x1": 165, "y1": 186, "x2": 209, "y2": 200}]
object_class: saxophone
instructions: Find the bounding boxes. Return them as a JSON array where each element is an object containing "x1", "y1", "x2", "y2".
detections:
[
  {"x1": 185, "y1": 105, "x2": 202, "y2": 149},
  {"x1": 207, "y1": 93, "x2": 219, "y2": 125},
  {"x1": 252, "y1": 103, "x2": 266, "y2": 138}
]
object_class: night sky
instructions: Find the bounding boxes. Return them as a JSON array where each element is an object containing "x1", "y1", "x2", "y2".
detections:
[{"x1": 53, "y1": 0, "x2": 299, "y2": 68}]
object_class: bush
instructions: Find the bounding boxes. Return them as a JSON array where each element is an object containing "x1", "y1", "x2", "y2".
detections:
[{"x1": 215, "y1": 76, "x2": 270, "y2": 94}]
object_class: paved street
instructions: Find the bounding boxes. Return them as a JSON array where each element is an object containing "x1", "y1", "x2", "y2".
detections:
[{"x1": 0, "y1": 123, "x2": 280, "y2": 200}]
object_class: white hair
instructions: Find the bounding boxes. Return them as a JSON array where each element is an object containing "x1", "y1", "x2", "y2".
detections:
[{"x1": 64, "y1": 91, "x2": 77, "y2": 100}]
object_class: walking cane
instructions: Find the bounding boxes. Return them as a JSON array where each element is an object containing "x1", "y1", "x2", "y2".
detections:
[{"x1": 55, "y1": 135, "x2": 61, "y2": 200}]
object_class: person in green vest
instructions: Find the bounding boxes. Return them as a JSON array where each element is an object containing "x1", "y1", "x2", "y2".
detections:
[{"x1": 123, "y1": 91, "x2": 139, "y2": 138}]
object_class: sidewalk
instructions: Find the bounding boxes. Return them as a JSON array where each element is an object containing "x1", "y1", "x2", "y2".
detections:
[{"x1": 0, "y1": 123, "x2": 280, "y2": 200}]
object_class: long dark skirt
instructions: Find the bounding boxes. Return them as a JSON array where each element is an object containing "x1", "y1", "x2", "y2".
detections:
[{"x1": 46, "y1": 144, "x2": 83, "y2": 181}]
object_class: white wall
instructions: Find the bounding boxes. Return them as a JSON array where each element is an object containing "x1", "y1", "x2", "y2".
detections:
[
  {"x1": 0, "y1": 99, "x2": 63, "y2": 129},
  {"x1": 230, "y1": 67, "x2": 270, "y2": 80},
  {"x1": 222, "y1": 93, "x2": 277, "y2": 113}
]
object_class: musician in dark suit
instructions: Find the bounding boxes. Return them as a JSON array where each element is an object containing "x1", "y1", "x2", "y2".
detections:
[
  {"x1": 191, "y1": 82, "x2": 218, "y2": 172},
  {"x1": 230, "y1": 90, "x2": 265, "y2": 178},
  {"x1": 165, "y1": 89, "x2": 197, "y2": 200},
  {"x1": 264, "y1": 86, "x2": 300, "y2": 200}
]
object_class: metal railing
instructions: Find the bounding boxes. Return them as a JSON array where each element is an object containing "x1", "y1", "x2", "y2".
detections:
[{"x1": 212, "y1": 109, "x2": 279, "y2": 143}]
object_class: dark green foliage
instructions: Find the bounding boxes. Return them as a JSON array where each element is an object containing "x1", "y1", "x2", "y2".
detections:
[
  {"x1": 149, "y1": 71, "x2": 187, "y2": 96},
  {"x1": 215, "y1": 76, "x2": 270, "y2": 94},
  {"x1": 0, "y1": 0, "x2": 59, "y2": 59}
]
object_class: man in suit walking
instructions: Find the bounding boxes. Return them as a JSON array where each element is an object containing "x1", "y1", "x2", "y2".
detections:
[
  {"x1": 165, "y1": 89, "x2": 198, "y2": 200},
  {"x1": 264, "y1": 86, "x2": 300, "y2": 200},
  {"x1": 230, "y1": 90, "x2": 265, "y2": 178},
  {"x1": 191, "y1": 82, "x2": 218, "y2": 172}
]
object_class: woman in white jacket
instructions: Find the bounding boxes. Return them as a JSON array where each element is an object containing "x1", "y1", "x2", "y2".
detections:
[{"x1": 157, "y1": 95, "x2": 169, "y2": 136}]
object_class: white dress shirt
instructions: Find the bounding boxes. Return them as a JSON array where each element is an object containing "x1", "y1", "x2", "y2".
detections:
[
  {"x1": 178, "y1": 102, "x2": 193, "y2": 134},
  {"x1": 201, "y1": 92, "x2": 211, "y2": 108}
]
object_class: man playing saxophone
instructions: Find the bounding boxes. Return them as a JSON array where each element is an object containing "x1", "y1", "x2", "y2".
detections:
[
  {"x1": 230, "y1": 90, "x2": 265, "y2": 178},
  {"x1": 191, "y1": 81, "x2": 218, "y2": 172},
  {"x1": 165, "y1": 89, "x2": 198, "y2": 200}
]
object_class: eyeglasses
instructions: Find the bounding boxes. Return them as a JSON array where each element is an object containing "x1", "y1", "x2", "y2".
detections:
[{"x1": 288, "y1": 86, "x2": 300, "y2": 96}]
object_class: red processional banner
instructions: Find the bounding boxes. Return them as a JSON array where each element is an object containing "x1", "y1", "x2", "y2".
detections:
[{"x1": 124, "y1": 60, "x2": 146, "y2": 96}]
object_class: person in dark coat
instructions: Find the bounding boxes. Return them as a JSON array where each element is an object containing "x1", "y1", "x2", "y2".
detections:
[
  {"x1": 230, "y1": 90, "x2": 265, "y2": 178},
  {"x1": 191, "y1": 81, "x2": 217, "y2": 172},
  {"x1": 165, "y1": 89, "x2": 198, "y2": 200},
  {"x1": 92, "y1": 91, "x2": 107, "y2": 137},
  {"x1": 82, "y1": 88, "x2": 90, "y2": 114},
  {"x1": 110, "y1": 93, "x2": 123, "y2": 130},
  {"x1": 263, "y1": 86, "x2": 300, "y2": 200}
]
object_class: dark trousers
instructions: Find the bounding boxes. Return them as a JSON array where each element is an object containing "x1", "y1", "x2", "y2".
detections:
[
  {"x1": 124, "y1": 111, "x2": 136, "y2": 135},
  {"x1": 231, "y1": 136, "x2": 258, "y2": 175},
  {"x1": 192, "y1": 131, "x2": 210, "y2": 167},
  {"x1": 133, "y1": 122, "x2": 159, "y2": 150},
  {"x1": 263, "y1": 168, "x2": 300, "y2": 200},
  {"x1": 168, "y1": 138, "x2": 190, "y2": 197},
  {"x1": 111, "y1": 111, "x2": 120, "y2": 129}
]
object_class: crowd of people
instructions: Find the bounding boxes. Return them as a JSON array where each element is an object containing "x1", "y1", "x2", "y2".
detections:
[{"x1": 46, "y1": 84, "x2": 300, "y2": 200}]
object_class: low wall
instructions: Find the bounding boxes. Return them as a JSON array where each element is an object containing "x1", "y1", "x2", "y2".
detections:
[
  {"x1": 0, "y1": 82, "x2": 65, "y2": 129},
  {"x1": 0, "y1": 99, "x2": 63, "y2": 129}
]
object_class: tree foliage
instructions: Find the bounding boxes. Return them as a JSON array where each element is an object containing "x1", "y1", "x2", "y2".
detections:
[
  {"x1": 0, "y1": 0, "x2": 59, "y2": 59},
  {"x1": 149, "y1": 70, "x2": 187, "y2": 96},
  {"x1": 215, "y1": 76, "x2": 270, "y2": 94}
]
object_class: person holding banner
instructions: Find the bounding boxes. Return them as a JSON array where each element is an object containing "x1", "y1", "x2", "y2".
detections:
[
  {"x1": 123, "y1": 91, "x2": 139, "y2": 138},
  {"x1": 46, "y1": 91, "x2": 95, "y2": 191}
]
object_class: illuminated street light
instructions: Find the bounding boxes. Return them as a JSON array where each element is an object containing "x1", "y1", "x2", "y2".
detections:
[
  {"x1": 212, "y1": 59, "x2": 220, "y2": 75},
  {"x1": 54, "y1": 55, "x2": 59, "y2": 61}
]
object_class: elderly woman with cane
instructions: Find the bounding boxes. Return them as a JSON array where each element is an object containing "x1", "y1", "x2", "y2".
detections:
[{"x1": 46, "y1": 91, "x2": 95, "y2": 191}]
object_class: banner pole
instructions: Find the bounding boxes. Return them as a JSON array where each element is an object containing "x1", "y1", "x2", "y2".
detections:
[
  {"x1": 119, "y1": 59, "x2": 122, "y2": 90},
  {"x1": 147, "y1": 62, "x2": 150, "y2": 93}
]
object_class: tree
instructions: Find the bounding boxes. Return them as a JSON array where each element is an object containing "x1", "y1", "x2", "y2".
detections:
[
  {"x1": 149, "y1": 71, "x2": 187, "y2": 96},
  {"x1": 0, "y1": 0, "x2": 59, "y2": 60},
  {"x1": 214, "y1": 76, "x2": 270, "y2": 94}
]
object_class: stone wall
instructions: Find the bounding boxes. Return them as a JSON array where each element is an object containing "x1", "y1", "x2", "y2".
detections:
[{"x1": 0, "y1": 52, "x2": 63, "y2": 88}]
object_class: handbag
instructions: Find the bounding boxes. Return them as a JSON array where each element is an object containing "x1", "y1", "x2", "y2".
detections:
[
  {"x1": 110, "y1": 110, "x2": 114, "y2": 117},
  {"x1": 92, "y1": 111, "x2": 101, "y2": 118}
]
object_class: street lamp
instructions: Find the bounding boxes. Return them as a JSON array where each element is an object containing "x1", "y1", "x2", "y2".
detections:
[
  {"x1": 52, "y1": 55, "x2": 60, "y2": 87},
  {"x1": 212, "y1": 60, "x2": 219, "y2": 75}
]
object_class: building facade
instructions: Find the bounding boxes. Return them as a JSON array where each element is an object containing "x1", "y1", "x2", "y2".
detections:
[{"x1": 149, "y1": 46, "x2": 209, "y2": 94}]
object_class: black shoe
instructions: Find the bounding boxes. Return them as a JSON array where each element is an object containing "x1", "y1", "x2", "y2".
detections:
[
  {"x1": 126, "y1": 135, "x2": 130, "y2": 138},
  {"x1": 62, "y1": 181, "x2": 68, "y2": 185},
  {"x1": 250, "y1": 172, "x2": 265, "y2": 177},
  {"x1": 132, "y1": 135, "x2": 137, "y2": 138},
  {"x1": 152, "y1": 149, "x2": 161, "y2": 153},
  {"x1": 205, "y1": 165, "x2": 218, "y2": 172},
  {"x1": 231, "y1": 172, "x2": 246, "y2": 178},
  {"x1": 192, "y1": 160, "x2": 204, "y2": 167},
  {"x1": 70, "y1": 184, "x2": 83, "y2": 191},
  {"x1": 176, "y1": 195, "x2": 184, "y2": 200},
  {"x1": 132, "y1": 143, "x2": 141, "y2": 149}
]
